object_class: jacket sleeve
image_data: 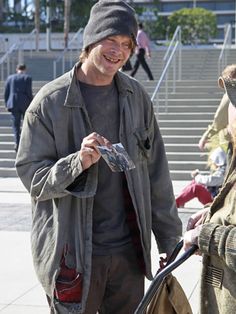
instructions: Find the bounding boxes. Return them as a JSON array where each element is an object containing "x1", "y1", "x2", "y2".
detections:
[
  {"x1": 15, "y1": 109, "x2": 94, "y2": 202},
  {"x1": 148, "y1": 105, "x2": 182, "y2": 256},
  {"x1": 195, "y1": 169, "x2": 225, "y2": 187},
  {"x1": 26, "y1": 76, "x2": 33, "y2": 102},
  {"x1": 199, "y1": 223, "x2": 236, "y2": 271}
]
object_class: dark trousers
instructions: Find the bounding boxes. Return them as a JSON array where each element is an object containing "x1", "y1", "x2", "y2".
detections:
[
  {"x1": 131, "y1": 48, "x2": 154, "y2": 80},
  {"x1": 10, "y1": 107, "x2": 26, "y2": 150},
  {"x1": 47, "y1": 248, "x2": 144, "y2": 314}
]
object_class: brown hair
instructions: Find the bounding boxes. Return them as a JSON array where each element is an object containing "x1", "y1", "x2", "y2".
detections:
[
  {"x1": 79, "y1": 48, "x2": 90, "y2": 63},
  {"x1": 222, "y1": 64, "x2": 236, "y2": 80}
]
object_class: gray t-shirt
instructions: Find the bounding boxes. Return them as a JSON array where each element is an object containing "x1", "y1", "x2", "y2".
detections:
[{"x1": 79, "y1": 80, "x2": 132, "y2": 255}]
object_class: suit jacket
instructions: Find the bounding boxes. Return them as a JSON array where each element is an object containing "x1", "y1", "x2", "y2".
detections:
[{"x1": 4, "y1": 72, "x2": 33, "y2": 111}]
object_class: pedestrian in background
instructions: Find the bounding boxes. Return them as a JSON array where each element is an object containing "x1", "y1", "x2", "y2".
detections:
[
  {"x1": 4, "y1": 63, "x2": 33, "y2": 152},
  {"x1": 130, "y1": 22, "x2": 154, "y2": 80},
  {"x1": 176, "y1": 146, "x2": 227, "y2": 208},
  {"x1": 15, "y1": 1, "x2": 181, "y2": 313}
]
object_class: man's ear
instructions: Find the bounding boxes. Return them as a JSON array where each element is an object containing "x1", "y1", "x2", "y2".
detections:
[{"x1": 218, "y1": 77, "x2": 224, "y2": 89}]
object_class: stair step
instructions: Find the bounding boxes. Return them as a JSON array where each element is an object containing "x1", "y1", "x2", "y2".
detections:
[
  {"x1": 0, "y1": 159, "x2": 15, "y2": 167},
  {"x1": 0, "y1": 150, "x2": 17, "y2": 158},
  {"x1": 0, "y1": 134, "x2": 14, "y2": 141},
  {"x1": 165, "y1": 143, "x2": 200, "y2": 153},
  {"x1": 157, "y1": 105, "x2": 219, "y2": 113},
  {"x1": 158, "y1": 120, "x2": 212, "y2": 128},
  {"x1": 157, "y1": 99, "x2": 220, "y2": 106},
  {"x1": 160, "y1": 127, "x2": 205, "y2": 136},
  {"x1": 168, "y1": 160, "x2": 206, "y2": 171},
  {"x1": 0, "y1": 167, "x2": 17, "y2": 177},
  {"x1": 163, "y1": 135, "x2": 201, "y2": 144},
  {"x1": 0, "y1": 127, "x2": 13, "y2": 134},
  {"x1": 170, "y1": 170, "x2": 192, "y2": 181},
  {"x1": 167, "y1": 152, "x2": 208, "y2": 161},
  {"x1": 0, "y1": 142, "x2": 15, "y2": 150},
  {"x1": 159, "y1": 112, "x2": 214, "y2": 120}
]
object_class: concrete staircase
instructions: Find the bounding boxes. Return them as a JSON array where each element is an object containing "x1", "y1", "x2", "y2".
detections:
[
  {"x1": 134, "y1": 47, "x2": 236, "y2": 180},
  {"x1": 0, "y1": 81, "x2": 47, "y2": 177},
  {"x1": 0, "y1": 47, "x2": 236, "y2": 179},
  {"x1": 157, "y1": 80, "x2": 223, "y2": 180}
]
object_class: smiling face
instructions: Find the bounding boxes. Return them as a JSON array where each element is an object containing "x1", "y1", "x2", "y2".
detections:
[{"x1": 79, "y1": 35, "x2": 133, "y2": 85}]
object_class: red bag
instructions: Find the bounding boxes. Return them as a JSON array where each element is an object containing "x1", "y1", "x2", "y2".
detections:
[{"x1": 54, "y1": 257, "x2": 83, "y2": 303}]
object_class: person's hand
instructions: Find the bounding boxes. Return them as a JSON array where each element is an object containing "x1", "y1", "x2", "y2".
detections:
[
  {"x1": 198, "y1": 138, "x2": 206, "y2": 151},
  {"x1": 183, "y1": 225, "x2": 202, "y2": 253},
  {"x1": 186, "y1": 208, "x2": 209, "y2": 231},
  {"x1": 191, "y1": 169, "x2": 199, "y2": 178},
  {"x1": 79, "y1": 132, "x2": 111, "y2": 170},
  {"x1": 159, "y1": 255, "x2": 168, "y2": 270}
]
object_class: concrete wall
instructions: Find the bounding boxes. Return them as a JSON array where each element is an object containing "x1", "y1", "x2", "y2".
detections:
[{"x1": 0, "y1": 32, "x2": 83, "y2": 52}]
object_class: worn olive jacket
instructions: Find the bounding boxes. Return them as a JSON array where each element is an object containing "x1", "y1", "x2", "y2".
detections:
[
  {"x1": 15, "y1": 63, "x2": 182, "y2": 313},
  {"x1": 199, "y1": 156, "x2": 236, "y2": 314}
]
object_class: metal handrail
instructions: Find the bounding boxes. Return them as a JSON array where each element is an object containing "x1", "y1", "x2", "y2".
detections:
[
  {"x1": 151, "y1": 41, "x2": 179, "y2": 109},
  {"x1": 0, "y1": 28, "x2": 37, "y2": 81},
  {"x1": 23, "y1": 28, "x2": 37, "y2": 56},
  {"x1": 53, "y1": 28, "x2": 83, "y2": 78},
  {"x1": 163, "y1": 25, "x2": 182, "y2": 81},
  {"x1": 218, "y1": 23, "x2": 232, "y2": 76},
  {"x1": 163, "y1": 25, "x2": 181, "y2": 62},
  {"x1": 0, "y1": 41, "x2": 24, "y2": 81},
  {"x1": 151, "y1": 25, "x2": 182, "y2": 114}
]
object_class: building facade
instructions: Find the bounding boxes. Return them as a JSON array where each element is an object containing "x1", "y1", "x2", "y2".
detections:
[{"x1": 128, "y1": 0, "x2": 236, "y2": 42}]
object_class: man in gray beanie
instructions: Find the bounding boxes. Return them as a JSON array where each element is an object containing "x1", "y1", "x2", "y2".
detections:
[{"x1": 15, "y1": 1, "x2": 182, "y2": 313}]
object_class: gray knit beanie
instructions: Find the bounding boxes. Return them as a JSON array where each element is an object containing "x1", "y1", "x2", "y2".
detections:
[{"x1": 83, "y1": 0, "x2": 138, "y2": 50}]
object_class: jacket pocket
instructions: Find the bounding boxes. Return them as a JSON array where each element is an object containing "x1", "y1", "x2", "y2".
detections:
[
  {"x1": 54, "y1": 256, "x2": 83, "y2": 303},
  {"x1": 133, "y1": 128, "x2": 151, "y2": 160}
]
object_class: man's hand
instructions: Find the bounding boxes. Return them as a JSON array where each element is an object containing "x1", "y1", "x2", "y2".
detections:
[{"x1": 79, "y1": 132, "x2": 111, "y2": 170}]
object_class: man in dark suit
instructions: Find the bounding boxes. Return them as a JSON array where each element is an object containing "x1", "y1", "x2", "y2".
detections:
[{"x1": 4, "y1": 63, "x2": 33, "y2": 152}]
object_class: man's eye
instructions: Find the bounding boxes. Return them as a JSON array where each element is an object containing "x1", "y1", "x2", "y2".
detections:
[{"x1": 123, "y1": 43, "x2": 130, "y2": 49}]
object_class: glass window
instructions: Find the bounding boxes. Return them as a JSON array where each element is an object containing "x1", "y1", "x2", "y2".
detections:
[
  {"x1": 160, "y1": 1, "x2": 235, "y2": 12},
  {"x1": 161, "y1": 2, "x2": 192, "y2": 11},
  {"x1": 217, "y1": 14, "x2": 235, "y2": 24}
]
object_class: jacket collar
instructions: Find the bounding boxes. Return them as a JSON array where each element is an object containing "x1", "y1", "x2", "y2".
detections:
[{"x1": 64, "y1": 62, "x2": 135, "y2": 108}]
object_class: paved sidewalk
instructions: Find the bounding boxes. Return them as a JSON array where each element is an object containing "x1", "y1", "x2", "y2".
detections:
[{"x1": 0, "y1": 178, "x2": 202, "y2": 313}]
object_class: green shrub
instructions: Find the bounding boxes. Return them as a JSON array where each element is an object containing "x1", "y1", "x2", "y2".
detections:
[{"x1": 168, "y1": 8, "x2": 217, "y2": 44}]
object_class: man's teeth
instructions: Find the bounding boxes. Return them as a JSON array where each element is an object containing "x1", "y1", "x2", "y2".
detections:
[{"x1": 105, "y1": 56, "x2": 119, "y2": 63}]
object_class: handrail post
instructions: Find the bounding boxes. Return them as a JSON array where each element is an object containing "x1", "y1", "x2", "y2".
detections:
[
  {"x1": 151, "y1": 40, "x2": 180, "y2": 113},
  {"x1": 62, "y1": 55, "x2": 65, "y2": 74},
  {"x1": 178, "y1": 28, "x2": 182, "y2": 80},
  {"x1": 218, "y1": 24, "x2": 232, "y2": 76},
  {"x1": 7, "y1": 55, "x2": 10, "y2": 77},
  {"x1": 1, "y1": 63, "x2": 4, "y2": 81},
  {"x1": 53, "y1": 60, "x2": 56, "y2": 79},
  {"x1": 173, "y1": 55, "x2": 176, "y2": 93},
  {"x1": 165, "y1": 70, "x2": 168, "y2": 112},
  {"x1": 53, "y1": 28, "x2": 83, "y2": 79}
]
